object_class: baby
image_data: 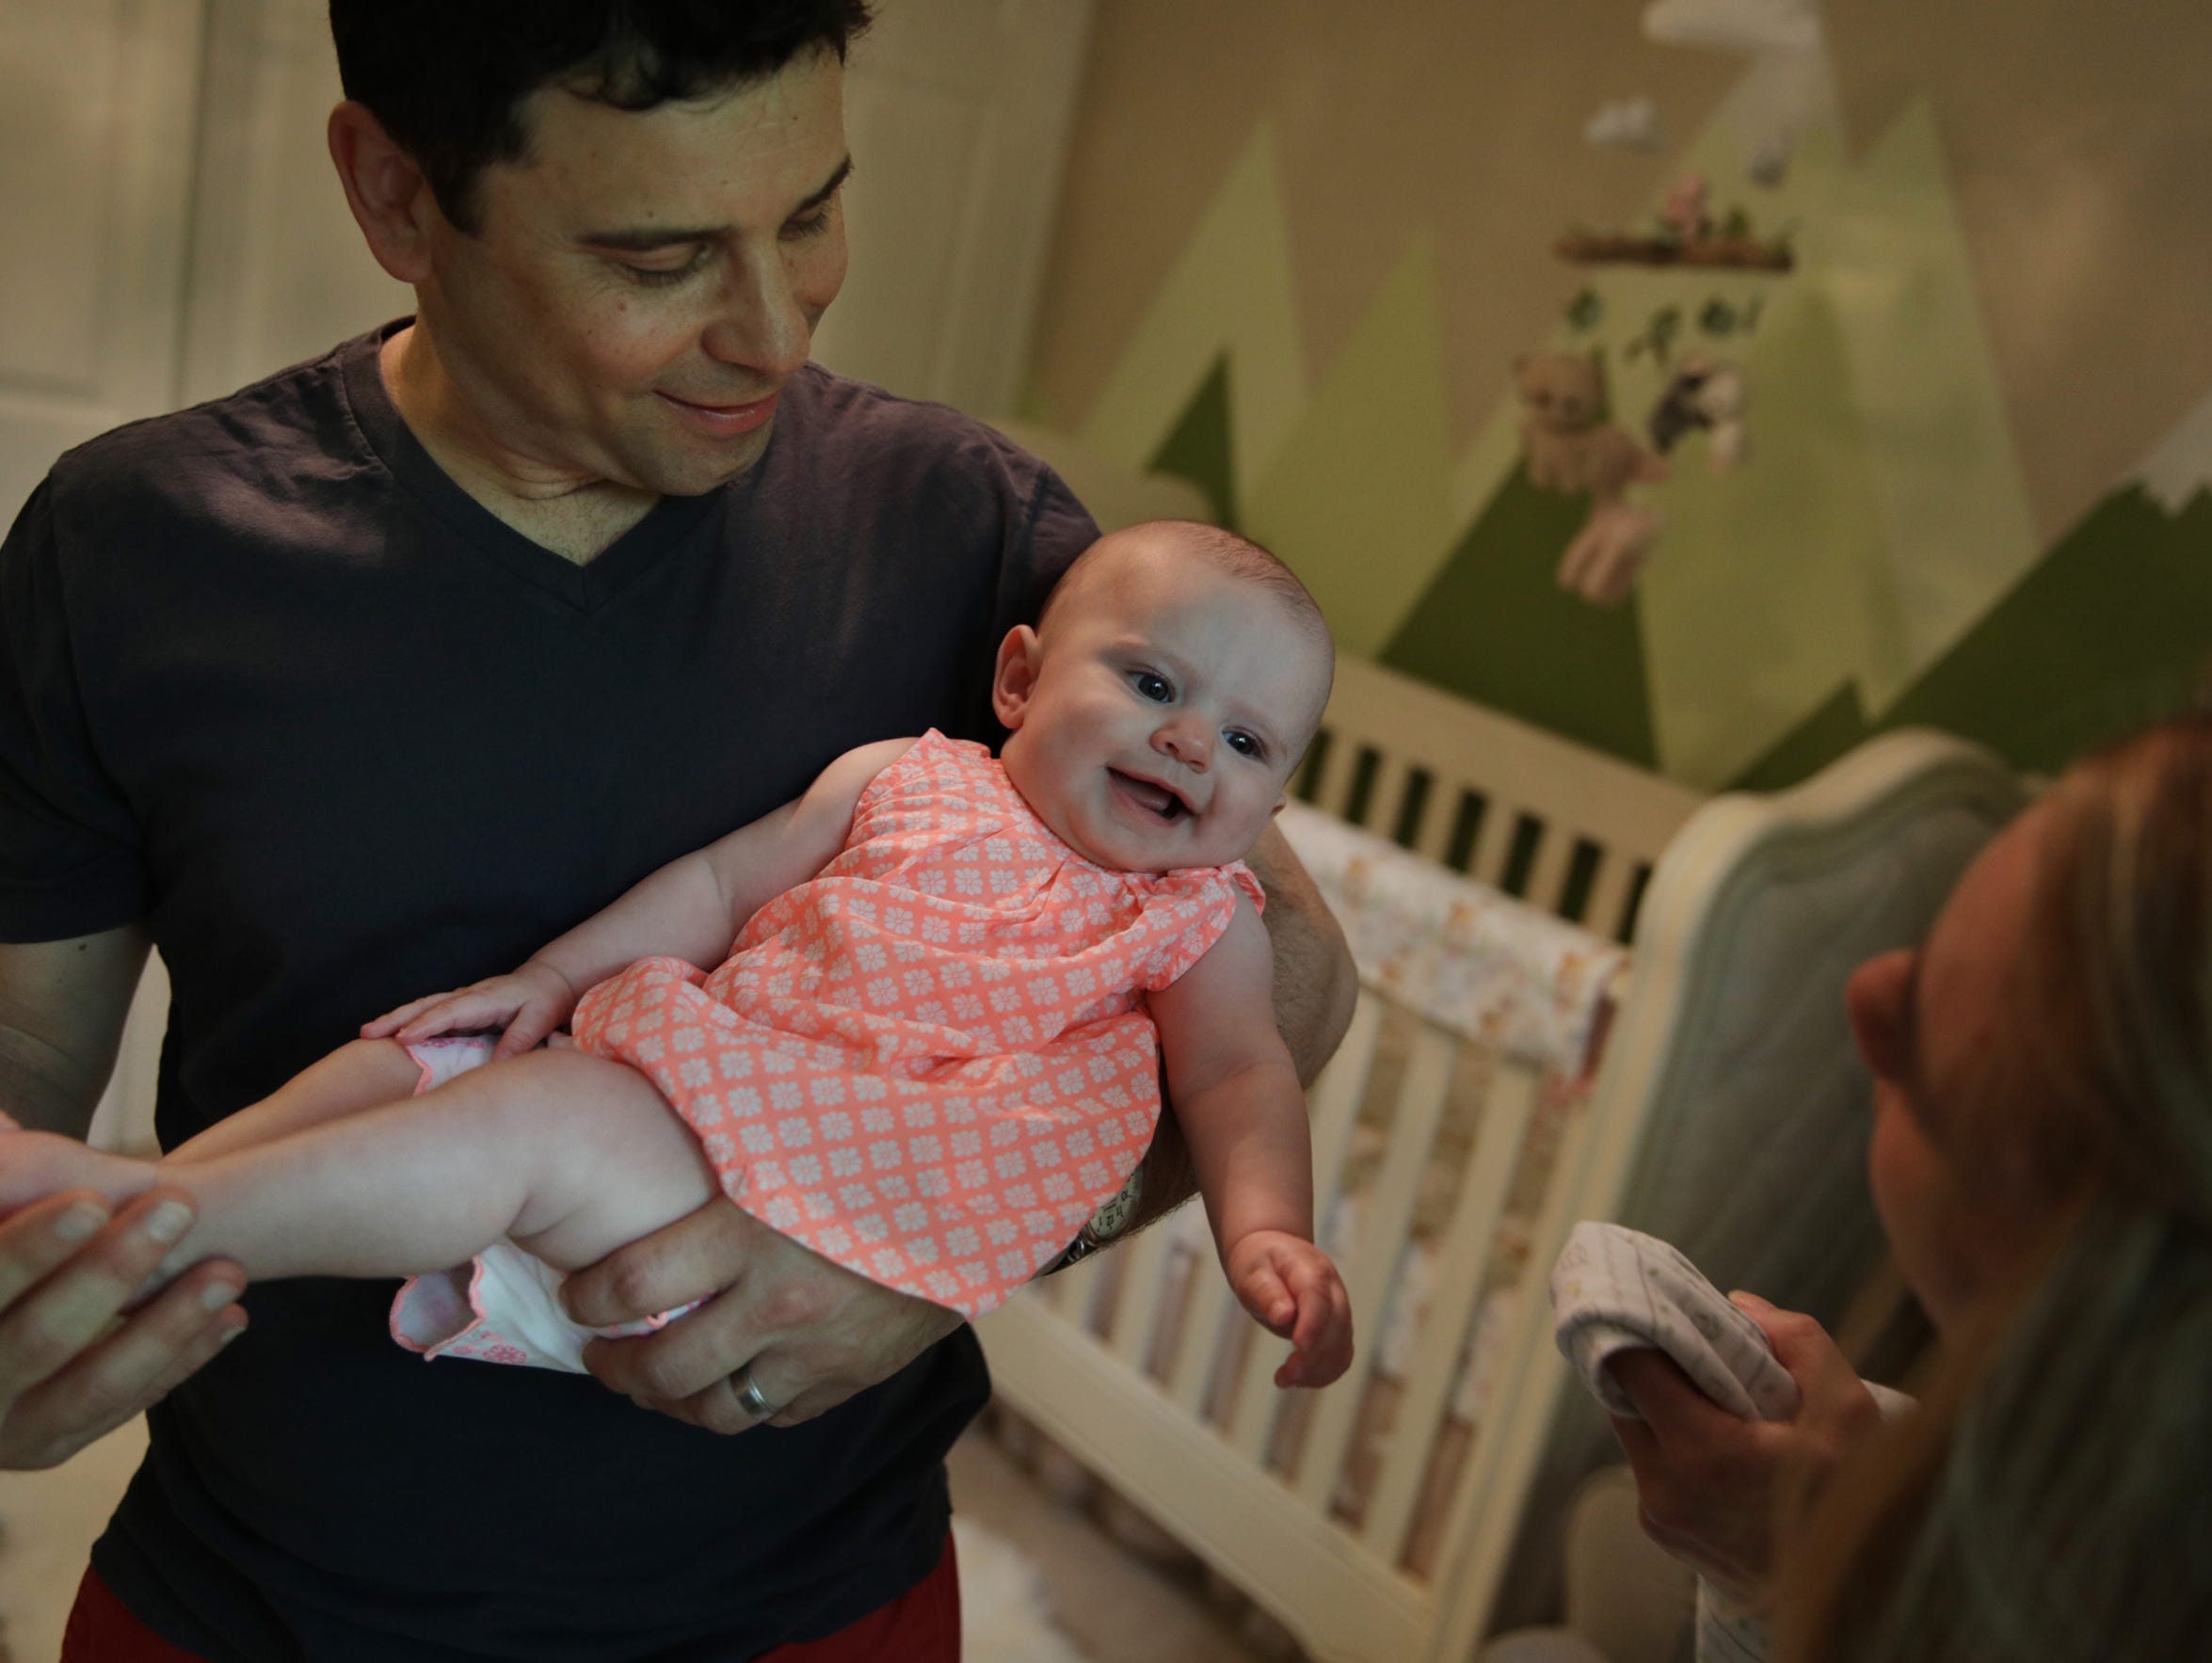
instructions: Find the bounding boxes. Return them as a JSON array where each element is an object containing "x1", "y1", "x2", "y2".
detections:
[{"x1": 4, "y1": 521, "x2": 1354, "y2": 1389}]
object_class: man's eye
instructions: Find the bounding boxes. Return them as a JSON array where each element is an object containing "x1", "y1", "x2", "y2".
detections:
[
  {"x1": 621, "y1": 252, "x2": 708, "y2": 287},
  {"x1": 782, "y1": 206, "x2": 837, "y2": 242},
  {"x1": 1132, "y1": 672, "x2": 1172, "y2": 702}
]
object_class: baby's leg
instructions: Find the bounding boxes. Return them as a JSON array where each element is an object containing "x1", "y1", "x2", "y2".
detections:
[
  {"x1": 8, "y1": 1052, "x2": 717, "y2": 1287},
  {"x1": 167, "y1": 1038, "x2": 425, "y2": 1163},
  {"x1": 0, "y1": 1038, "x2": 454, "y2": 1236},
  {"x1": 0, "y1": 1130, "x2": 158, "y2": 1220}
]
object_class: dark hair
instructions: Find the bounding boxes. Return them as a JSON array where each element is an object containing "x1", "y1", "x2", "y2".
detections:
[{"x1": 328, "y1": 1, "x2": 873, "y2": 232}]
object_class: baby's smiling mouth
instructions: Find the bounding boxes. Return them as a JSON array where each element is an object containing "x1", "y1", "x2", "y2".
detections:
[{"x1": 1109, "y1": 769, "x2": 1190, "y2": 823}]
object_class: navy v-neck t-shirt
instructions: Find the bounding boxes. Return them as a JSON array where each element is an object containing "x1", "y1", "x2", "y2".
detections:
[{"x1": 0, "y1": 325, "x2": 1095, "y2": 1659}]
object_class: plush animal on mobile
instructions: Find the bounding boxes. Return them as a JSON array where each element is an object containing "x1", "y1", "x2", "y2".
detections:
[
  {"x1": 1513, "y1": 350, "x2": 1669, "y2": 608},
  {"x1": 1648, "y1": 355, "x2": 1749, "y2": 472},
  {"x1": 1514, "y1": 352, "x2": 1669, "y2": 499}
]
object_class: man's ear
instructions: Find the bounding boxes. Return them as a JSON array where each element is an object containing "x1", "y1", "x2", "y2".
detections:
[
  {"x1": 991, "y1": 625, "x2": 1042, "y2": 730},
  {"x1": 328, "y1": 100, "x2": 442, "y2": 285}
]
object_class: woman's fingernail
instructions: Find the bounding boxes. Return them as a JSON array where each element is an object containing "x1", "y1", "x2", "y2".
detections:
[
  {"x1": 1728, "y1": 1290, "x2": 1772, "y2": 1313},
  {"x1": 218, "y1": 1322, "x2": 247, "y2": 1345},
  {"x1": 56, "y1": 1200, "x2": 109, "y2": 1242},
  {"x1": 145, "y1": 1200, "x2": 195, "y2": 1244},
  {"x1": 200, "y1": 1278, "x2": 244, "y2": 1312}
]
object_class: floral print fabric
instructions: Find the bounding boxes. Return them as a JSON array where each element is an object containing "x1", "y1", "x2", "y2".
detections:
[{"x1": 573, "y1": 731, "x2": 1262, "y2": 1317}]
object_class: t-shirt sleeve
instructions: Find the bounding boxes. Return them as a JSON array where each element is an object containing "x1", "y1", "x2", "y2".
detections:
[
  {"x1": 0, "y1": 479, "x2": 147, "y2": 939},
  {"x1": 992, "y1": 461, "x2": 1098, "y2": 639}
]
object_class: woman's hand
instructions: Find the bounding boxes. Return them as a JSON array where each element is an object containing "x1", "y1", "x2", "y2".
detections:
[
  {"x1": 361, "y1": 960, "x2": 578, "y2": 1058},
  {"x1": 0, "y1": 1180, "x2": 246, "y2": 1469},
  {"x1": 1605, "y1": 1295, "x2": 1884, "y2": 1603}
]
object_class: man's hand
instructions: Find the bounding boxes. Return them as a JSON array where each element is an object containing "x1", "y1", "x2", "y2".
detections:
[
  {"x1": 0, "y1": 1181, "x2": 246, "y2": 1469},
  {"x1": 561, "y1": 1196, "x2": 962, "y2": 1432},
  {"x1": 1605, "y1": 1294, "x2": 1883, "y2": 1603}
]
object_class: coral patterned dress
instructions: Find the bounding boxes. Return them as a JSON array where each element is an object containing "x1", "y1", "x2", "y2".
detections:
[{"x1": 569, "y1": 729, "x2": 1263, "y2": 1318}]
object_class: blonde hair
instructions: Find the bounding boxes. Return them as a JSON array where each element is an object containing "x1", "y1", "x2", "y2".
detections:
[{"x1": 1778, "y1": 712, "x2": 2212, "y2": 1662}]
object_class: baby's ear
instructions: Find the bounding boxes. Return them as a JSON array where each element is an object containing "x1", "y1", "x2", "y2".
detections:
[{"x1": 991, "y1": 624, "x2": 1043, "y2": 729}]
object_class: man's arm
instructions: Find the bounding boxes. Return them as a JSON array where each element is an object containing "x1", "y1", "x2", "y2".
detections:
[
  {"x1": 1242, "y1": 820, "x2": 1358, "y2": 1085},
  {"x1": 0, "y1": 928, "x2": 153, "y2": 1136},
  {"x1": 0, "y1": 928, "x2": 249, "y2": 1467}
]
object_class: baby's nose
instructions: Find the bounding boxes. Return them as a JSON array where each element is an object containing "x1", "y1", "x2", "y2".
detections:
[{"x1": 1154, "y1": 719, "x2": 1212, "y2": 768}]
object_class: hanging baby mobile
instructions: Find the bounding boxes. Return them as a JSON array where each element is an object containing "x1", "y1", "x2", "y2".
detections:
[{"x1": 1516, "y1": 166, "x2": 1791, "y2": 606}]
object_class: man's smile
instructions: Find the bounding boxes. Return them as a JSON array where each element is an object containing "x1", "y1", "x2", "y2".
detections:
[{"x1": 654, "y1": 390, "x2": 781, "y2": 434}]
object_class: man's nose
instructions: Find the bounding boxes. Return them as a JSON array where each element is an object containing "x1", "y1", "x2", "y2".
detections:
[
  {"x1": 701, "y1": 247, "x2": 812, "y2": 381},
  {"x1": 1153, "y1": 717, "x2": 1212, "y2": 769}
]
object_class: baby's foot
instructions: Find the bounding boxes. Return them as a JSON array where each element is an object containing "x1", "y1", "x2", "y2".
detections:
[
  {"x1": 0, "y1": 1127, "x2": 157, "y2": 1215},
  {"x1": 0, "y1": 1129, "x2": 189, "y2": 1301}
]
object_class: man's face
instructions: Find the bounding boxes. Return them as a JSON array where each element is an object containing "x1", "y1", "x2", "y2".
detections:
[{"x1": 414, "y1": 49, "x2": 850, "y2": 496}]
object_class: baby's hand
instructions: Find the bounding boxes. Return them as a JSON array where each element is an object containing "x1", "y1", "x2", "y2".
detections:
[
  {"x1": 361, "y1": 961, "x2": 578, "y2": 1058},
  {"x1": 1226, "y1": 1230, "x2": 1354, "y2": 1389}
]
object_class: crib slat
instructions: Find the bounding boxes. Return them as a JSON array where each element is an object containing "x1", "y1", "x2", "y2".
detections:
[
  {"x1": 1522, "y1": 824, "x2": 1575, "y2": 919},
  {"x1": 1427, "y1": 1088, "x2": 1604, "y2": 1659},
  {"x1": 1289, "y1": 1021, "x2": 1459, "y2": 1508},
  {"x1": 1360, "y1": 1060, "x2": 1547, "y2": 1562},
  {"x1": 1104, "y1": 1216, "x2": 1177, "y2": 1371},
  {"x1": 1581, "y1": 850, "x2": 1637, "y2": 944},
  {"x1": 1463, "y1": 796, "x2": 1519, "y2": 891},
  {"x1": 1306, "y1": 991, "x2": 1387, "y2": 1251},
  {"x1": 1221, "y1": 992, "x2": 1385, "y2": 1454},
  {"x1": 1403, "y1": 777, "x2": 1455, "y2": 866},
  {"x1": 1163, "y1": 1256, "x2": 1234, "y2": 1412}
]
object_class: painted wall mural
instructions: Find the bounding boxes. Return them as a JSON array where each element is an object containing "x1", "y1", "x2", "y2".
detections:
[{"x1": 1027, "y1": 0, "x2": 2212, "y2": 791}]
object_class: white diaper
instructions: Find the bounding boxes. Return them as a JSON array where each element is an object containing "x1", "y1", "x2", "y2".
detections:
[{"x1": 385, "y1": 1035, "x2": 697, "y2": 1373}]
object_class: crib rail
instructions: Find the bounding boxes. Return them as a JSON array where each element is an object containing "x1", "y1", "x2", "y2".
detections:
[
  {"x1": 977, "y1": 992, "x2": 1567, "y2": 1662},
  {"x1": 1296, "y1": 656, "x2": 1701, "y2": 942}
]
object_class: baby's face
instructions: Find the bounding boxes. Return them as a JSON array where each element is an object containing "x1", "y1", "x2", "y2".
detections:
[{"x1": 995, "y1": 546, "x2": 1329, "y2": 873}]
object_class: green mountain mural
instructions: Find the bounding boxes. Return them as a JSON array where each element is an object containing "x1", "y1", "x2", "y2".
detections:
[
  {"x1": 1148, "y1": 357, "x2": 1239, "y2": 528},
  {"x1": 1735, "y1": 483, "x2": 2212, "y2": 789},
  {"x1": 1381, "y1": 465, "x2": 1659, "y2": 767}
]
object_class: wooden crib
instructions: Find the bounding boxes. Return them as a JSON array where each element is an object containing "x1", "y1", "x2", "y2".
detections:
[{"x1": 972, "y1": 654, "x2": 2028, "y2": 1662}]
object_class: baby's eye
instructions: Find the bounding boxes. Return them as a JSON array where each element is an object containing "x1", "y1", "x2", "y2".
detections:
[
  {"x1": 1225, "y1": 730, "x2": 1263, "y2": 760},
  {"x1": 1131, "y1": 672, "x2": 1173, "y2": 702}
]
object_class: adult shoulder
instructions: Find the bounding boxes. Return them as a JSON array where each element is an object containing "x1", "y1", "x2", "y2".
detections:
[
  {"x1": 771, "y1": 362, "x2": 1095, "y2": 540},
  {"x1": 40, "y1": 330, "x2": 377, "y2": 552}
]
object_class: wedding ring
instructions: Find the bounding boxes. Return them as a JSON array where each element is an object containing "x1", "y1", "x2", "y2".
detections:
[{"x1": 732, "y1": 1365, "x2": 781, "y2": 1421}]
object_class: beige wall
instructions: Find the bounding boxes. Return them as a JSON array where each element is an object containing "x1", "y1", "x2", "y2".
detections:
[
  {"x1": 1033, "y1": 0, "x2": 2212, "y2": 547},
  {"x1": 1822, "y1": 0, "x2": 2212, "y2": 539}
]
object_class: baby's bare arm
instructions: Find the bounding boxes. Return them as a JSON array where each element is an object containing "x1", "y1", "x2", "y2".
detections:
[
  {"x1": 367, "y1": 739, "x2": 919, "y2": 1053},
  {"x1": 1148, "y1": 900, "x2": 1313, "y2": 1254},
  {"x1": 1150, "y1": 899, "x2": 1354, "y2": 1385}
]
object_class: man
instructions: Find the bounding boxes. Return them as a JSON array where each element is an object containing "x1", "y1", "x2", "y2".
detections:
[{"x1": 0, "y1": 4, "x2": 1354, "y2": 1658}]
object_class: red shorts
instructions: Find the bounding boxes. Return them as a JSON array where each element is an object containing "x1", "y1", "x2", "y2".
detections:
[{"x1": 64, "y1": 1532, "x2": 960, "y2": 1661}]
